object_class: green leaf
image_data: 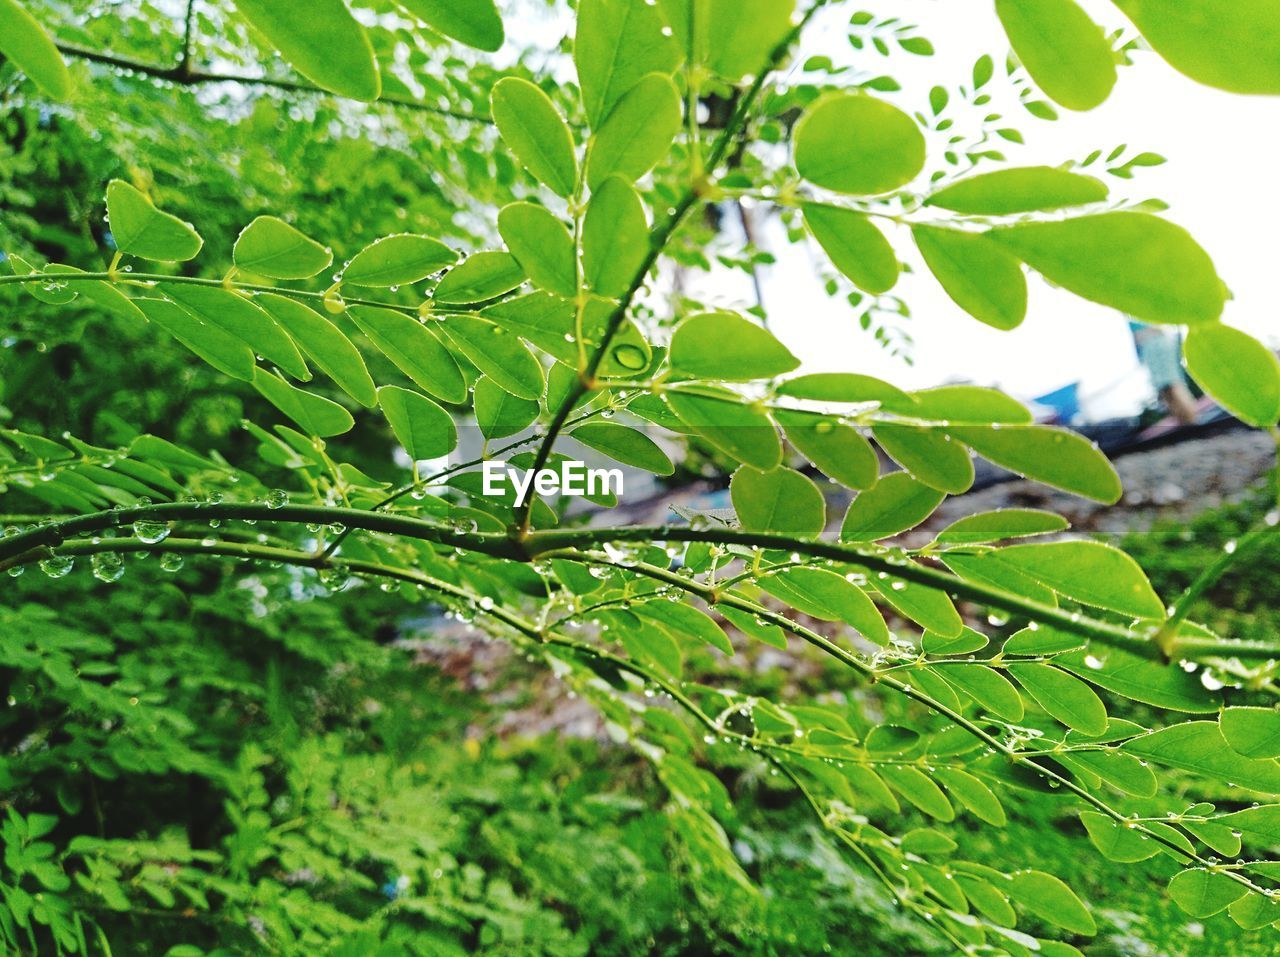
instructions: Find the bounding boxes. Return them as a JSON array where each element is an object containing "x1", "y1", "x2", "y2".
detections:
[
  {"x1": 1215, "y1": 805, "x2": 1280, "y2": 847},
  {"x1": 719, "y1": 605, "x2": 787, "y2": 650},
  {"x1": 582, "y1": 176, "x2": 649, "y2": 298},
  {"x1": 1007, "y1": 663, "x2": 1108, "y2": 735},
  {"x1": 1228, "y1": 889, "x2": 1280, "y2": 930},
  {"x1": 8, "y1": 255, "x2": 75, "y2": 304},
  {"x1": 761, "y1": 567, "x2": 888, "y2": 644},
  {"x1": 439, "y1": 315, "x2": 546, "y2": 401},
  {"x1": 730, "y1": 466, "x2": 825, "y2": 536},
  {"x1": 879, "y1": 766, "x2": 954, "y2": 821},
  {"x1": 1007, "y1": 870, "x2": 1096, "y2": 935},
  {"x1": 586, "y1": 72, "x2": 681, "y2": 189},
  {"x1": 0, "y1": 0, "x2": 72, "y2": 97},
  {"x1": 871, "y1": 573, "x2": 963, "y2": 637},
  {"x1": 942, "y1": 551, "x2": 1059, "y2": 606},
  {"x1": 1063, "y1": 749, "x2": 1157, "y2": 797},
  {"x1": 433, "y1": 252, "x2": 526, "y2": 305},
  {"x1": 232, "y1": 0, "x2": 379, "y2": 101},
  {"x1": 794, "y1": 92, "x2": 926, "y2": 195},
  {"x1": 135, "y1": 298, "x2": 256, "y2": 382},
  {"x1": 935, "y1": 768, "x2": 1006, "y2": 826},
  {"x1": 926, "y1": 166, "x2": 1108, "y2": 215},
  {"x1": 635, "y1": 600, "x2": 734, "y2": 656},
  {"x1": 775, "y1": 409, "x2": 879, "y2": 490},
  {"x1": 1220, "y1": 707, "x2": 1280, "y2": 760},
  {"x1": 258, "y1": 294, "x2": 376, "y2": 408},
  {"x1": 43, "y1": 264, "x2": 143, "y2": 320},
  {"x1": 803, "y1": 204, "x2": 898, "y2": 294},
  {"x1": 1079, "y1": 812, "x2": 1159, "y2": 863},
  {"x1": 347, "y1": 304, "x2": 466, "y2": 403},
  {"x1": 377, "y1": 385, "x2": 457, "y2": 460},
  {"x1": 491, "y1": 77, "x2": 577, "y2": 197},
  {"x1": 233, "y1": 216, "x2": 332, "y2": 280},
  {"x1": 1168, "y1": 869, "x2": 1248, "y2": 918},
  {"x1": 158, "y1": 283, "x2": 308, "y2": 380},
  {"x1": 474, "y1": 376, "x2": 539, "y2": 440},
  {"x1": 343, "y1": 234, "x2": 457, "y2": 288},
  {"x1": 910, "y1": 385, "x2": 1033, "y2": 424},
  {"x1": 938, "y1": 664, "x2": 1024, "y2": 722},
  {"x1": 1124, "y1": 721, "x2": 1280, "y2": 792},
  {"x1": 666, "y1": 389, "x2": 781, "y2": 470},
  {"x1": 575, "y1": 0, "x2": 680, "y2": 128},
  {"x1": 913, "y1": 226, "x2": 1027, "y2": 331},
  {"x1": 497, "y1": 203, "x2": 577, "y2": 298},
  {"x1": 840, "y1": 472, "x2": 944, "y2": 542},
  {"x1": 1057, "y1": 644, "x2": 1220, "y2": 713},
  {"x1": 991, "y1": 213, "x2": 1226, "y2": 325},
  {"x1": 252, "y1": 369, "x2": 353, "y2": 437},
  {"x1": 1112, "y1": 0, "x2": 1280, "y2": 95},
  {"x1": 776, "y1": 372, "x2": 914, "y2": 411},
  {"x1": 606, "y1": 610, "x2": 682, "y2": 678},
  {"x1": 1183, "y1": 324, "x2": 1280, "y2": 428},
  {"x1": 947, "y1": 424, "x2": 1121, "y2": 503},
  {"x1": 865, "y1": 724, "x2": 921, "y2": 755},
  {"x1": 922, "y1": 627, "x2": 988, "y2": 655},
  {"x1": 395, "y1": 0, "x2": 504, "y2": 52},
  {"x1": 106, "y1": 180, "x2": 203, "y2": 263},
  {"x1": 988, "y1": 540, "x2": 1163, "y2": 617},
  {"x1": 995, "y1": 0, "x2": 1115, "y2": 110},
  {"x1": 572, "y1": 422, "x2": 673, "y2": 475},
  {"x1": 704, "y1": 0, "x2": 795, "y2": 81},
  {"x1": 936, "y1": 509, "x2": 1068, "y2": 546},
  {"x1": 900, "y1": 828, "x2": 956, "y2": 856},
  {"x1": 871, "y1": 424, "x2": 974, "y2": 494},
  {"x1": 668, "y1": 312, "x2": 799, "y2": 381}
]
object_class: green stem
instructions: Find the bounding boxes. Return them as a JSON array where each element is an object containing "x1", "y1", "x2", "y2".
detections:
[{"x1": 0, "y1": 270, "x2": 484, "y2": 318}]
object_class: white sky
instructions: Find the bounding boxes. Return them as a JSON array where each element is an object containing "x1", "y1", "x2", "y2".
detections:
[{"x1": 689, "y1": 1, "x2": 1280, "y2": 419}]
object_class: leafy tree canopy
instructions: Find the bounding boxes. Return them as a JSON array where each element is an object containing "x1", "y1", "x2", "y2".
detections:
[{"x1": 3, "y1": 0, "x2": 1280, "y2": 953}]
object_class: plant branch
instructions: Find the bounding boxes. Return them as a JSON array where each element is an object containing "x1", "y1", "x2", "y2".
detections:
[{"x1": 52, "y1": 43, "x2": 491, "y2": 123}]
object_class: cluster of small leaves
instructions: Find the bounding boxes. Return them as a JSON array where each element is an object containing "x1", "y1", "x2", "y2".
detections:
[{"x1": 4, "y1": 0, "x2": 1280, "y2": 953}]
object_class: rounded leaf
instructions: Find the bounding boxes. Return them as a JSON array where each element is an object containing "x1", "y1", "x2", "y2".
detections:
[
  {"x1": 572, "y1": 422, "x2": 674, "y2": 475},
  {"x1": 913, "y1": 226, "x2": 1027, "y2": 331},
  {"x1": 582, "y1": 176, "x2": 649, "y2": 298},
  {"x1": 232, "y1": 0, "x2": 380, "y2": 101},
  {"x1": 1183, "y1": 324, "x2": 1280, "y2": 428},
  {"x1": 995, "y1": 0, "x2": 1116, "y2": 111},
  {"x1": 497, "y1": 203, "x2": 577, "y2": 298},
  {"x1": 344, "y1": 234, "x2": 458, "y2": 288},
  {"x1": 794, "y1": 92, "x2": 925, "y2": 195},
  {"x1": 926, "y1": 166, "x2": 1108, "y2": 215},
  {"x1": 668, "y1": 312, "x2": 798, "y2": 381},
  {"x1": 377, "y1": 385, "x2": 457, "y2": 460},
  {"x1": 234, "y1": 216, "x2": 332, "y2": 280},
  {"x1": 991, "y1": 212, "x2": 1226, "y2": 326},
  {"x1": 803, "y1": 203, "x2": 898, "y2": 294},
  {"x1": 585, "y1": 72, "x2": 681, "y2": 189},
  {"x1": 1113, "y1": 0, "x2": 1280, "y2": 95},
  {"x1": 491, "y1": 77, "x2": 577, "y2": 197},
  {"x1": 106, "y1": 180, "x2": 203, "y2": 263},
  {"x1": 433, "y1": 252, "x2": 526, "y2": 305},
  {"x1": 395, "y1": 0, "x2": 504, "y2": 52},
  {"x1": 0, "y1": 0, "x2": 72, "y2": 98},
  {"x1": 730, "y1": 466, "x2": 825, "y2": 536}
]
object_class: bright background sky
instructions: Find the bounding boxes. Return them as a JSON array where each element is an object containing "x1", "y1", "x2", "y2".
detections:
[{"x1": 683, "y1": 0, "x2": 1280, "y2": 419}]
